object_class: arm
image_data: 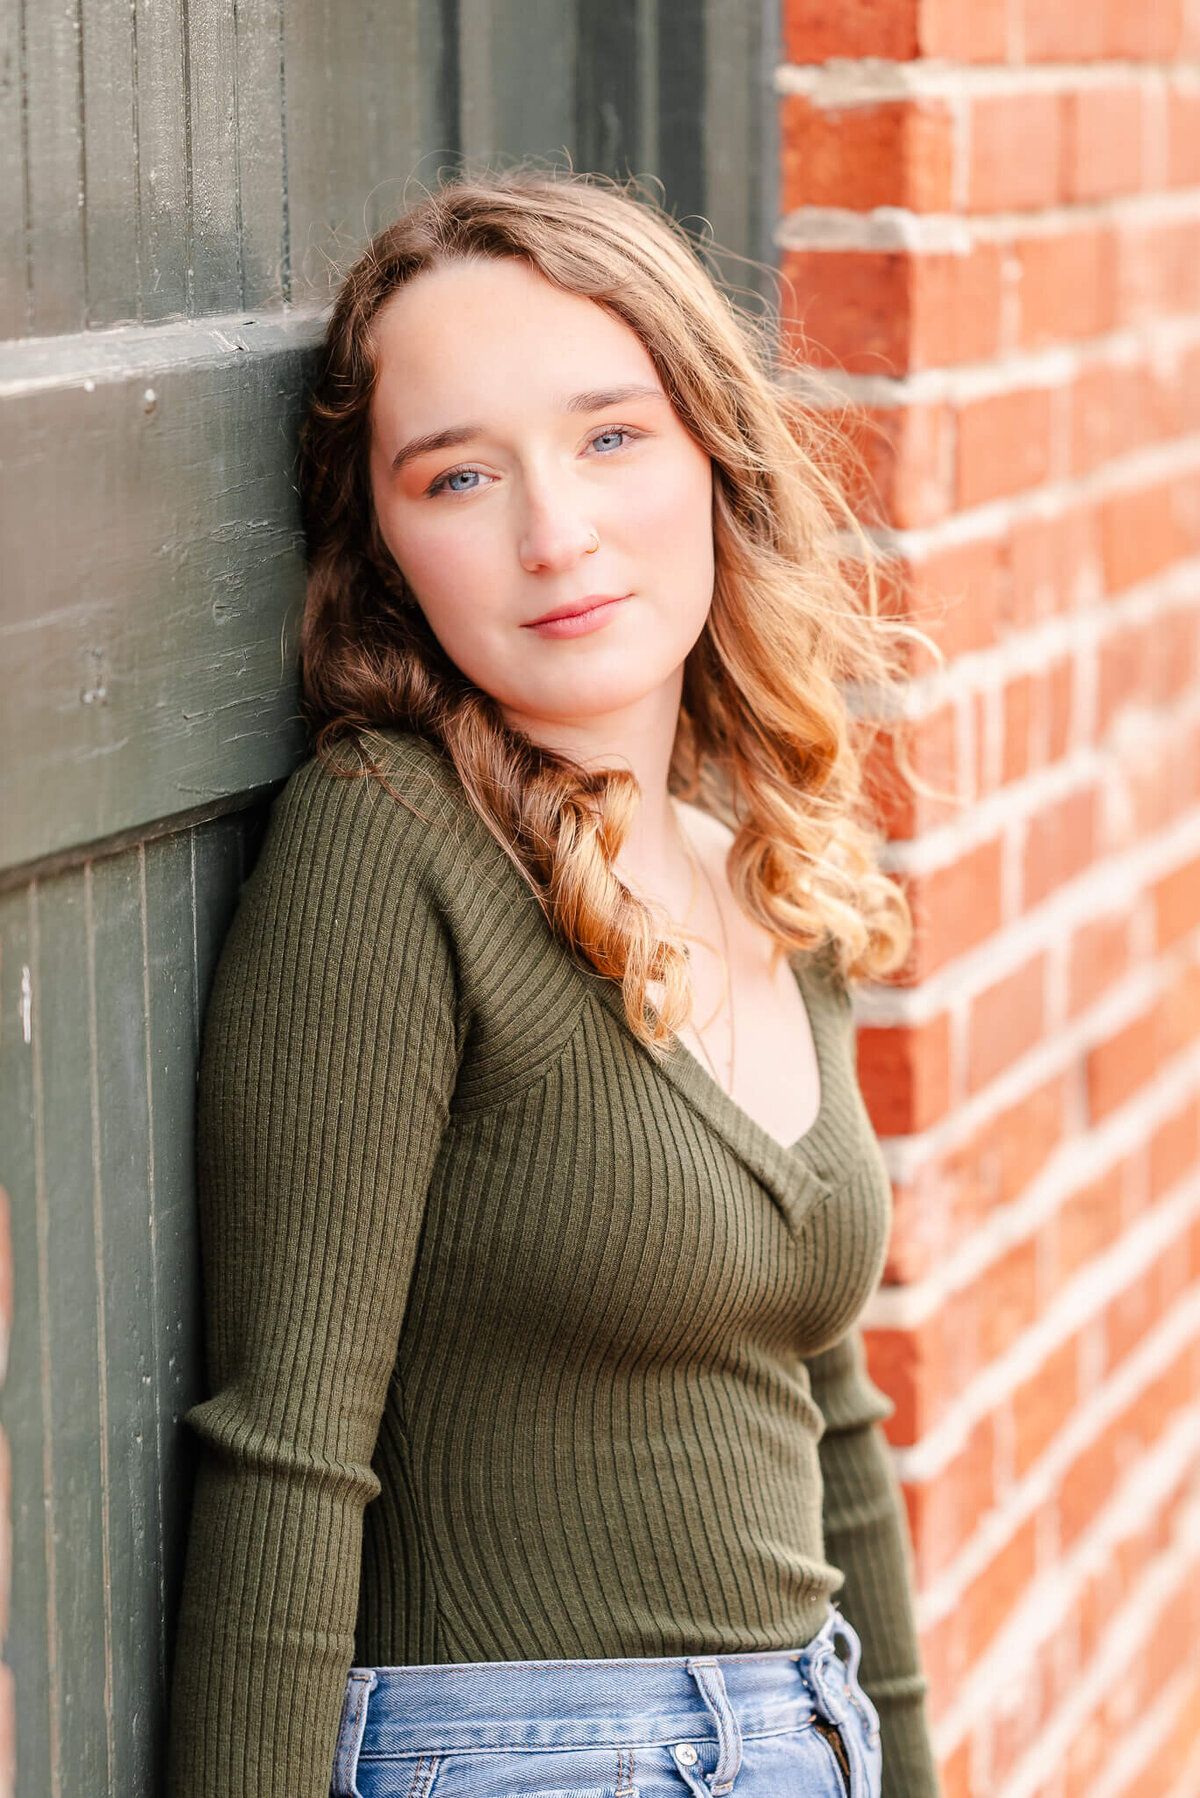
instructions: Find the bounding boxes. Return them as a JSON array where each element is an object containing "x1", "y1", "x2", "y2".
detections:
[
  {"x1": 805, "y1": 1326, "x2": 942, "y2": 1798},
  {"x1": 166, "y1": 753, "x2": 462, "y2": 1797}
]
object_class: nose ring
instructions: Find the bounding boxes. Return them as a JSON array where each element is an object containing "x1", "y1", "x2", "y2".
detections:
[{"x1": 585, "y1": 530, "x2": 600, "y2": 554}]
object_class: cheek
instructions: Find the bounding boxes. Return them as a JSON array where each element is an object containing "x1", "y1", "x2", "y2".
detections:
[
  {"x1": 621, "y1": 449, "x2": 713, "y2": 568},
  {"x1": 378, "y1": 502, "x2": 496, "y2": 627}
]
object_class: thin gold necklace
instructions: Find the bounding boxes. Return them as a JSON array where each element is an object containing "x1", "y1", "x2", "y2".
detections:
[{"x1": 674, "y1": 813, "x2": 736, "y2": 1093}]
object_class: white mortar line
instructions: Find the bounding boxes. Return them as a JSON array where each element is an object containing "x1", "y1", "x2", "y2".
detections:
[
  {"x1": 867, "y1": 1040, "x2": 1200, "y2": 1333},
  {"x1": 935, "y1": 1467, "x2": 1200, "y2": 1776},
  {"x1": 853, "y1": 814, "x2": 1200, "y2": 1032},
  {"x1": 933, "y1": 1451, "x2": 1200, "y2": 1773},
  {"x1": 858, "y1": 431, "x2": 1200, "y2": 563},
  {"x1": 774, "y1": 187, "x2": 1200, "y2": 253},
  {"x1": 775, "y1": 58, "x2": 1200, "y2": 103},
  {"x1": 786, "y1": 313, "x2": 1200, "y2": 407},
  {"x1": 1075, "y1": 1662, "x2": 1199, "y2": 1798},
  {"x1": 875, "y1": 971, "x2": 1200, "y2": 1186},
  {"x1": 889, "y1": 1193, "x2": 1200, "y2": 1499},
  {"x1": 872, "y1": 556, "x2": 1200, "y2": 715},
  {"x1": 867, "y1": 700, "x2": 1200, "y2": 885}
]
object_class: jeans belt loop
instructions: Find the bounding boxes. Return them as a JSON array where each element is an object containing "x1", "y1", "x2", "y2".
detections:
[
  {"x1": 332, "y1": 1668, "x2": 378, "y2": 1797},
  {"x1": 684, "y1": 1657, "x2": 743, "y2": 1795}
]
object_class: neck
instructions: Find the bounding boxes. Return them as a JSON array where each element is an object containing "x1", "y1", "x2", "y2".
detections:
[{"x1": 499, "y1": 674, "x2": 690, "y2": 892}]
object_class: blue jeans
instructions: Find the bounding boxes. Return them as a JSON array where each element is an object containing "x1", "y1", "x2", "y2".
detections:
[{"x1": 329, "y1": 1605, "x2": 883, "y2": 1798}]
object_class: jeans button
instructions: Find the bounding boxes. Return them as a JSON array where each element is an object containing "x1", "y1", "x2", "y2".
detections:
[{"x1": 675, "y1": 1743, "x2": 700, "y2": 1767}]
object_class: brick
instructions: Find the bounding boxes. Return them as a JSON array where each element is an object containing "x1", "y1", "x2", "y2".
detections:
[
  {"x1": 1159, "y1": 957, "x2": 1200, "y2": 1059},
  {"x1": 976, "y1": 1235, "x2": 1041, "y2": 1360},
  {"x1": 968, "y1": 92, "x2": 1064, "y2": 212},
  {"x1": 1013, "y1": 1336, "x2": 1079, "y2": 1477},
  {"x1": 1149, "y1": 1098, "x2": 1200, "y2": 1199},
  {"x1": 955, "y1": 387, "x2": 1055, "y2": 510},
  {"x1": 938, "y1": 1075, "x2": 1068, "y2": 1231},
  {"x1": 1086, "y1": 1006, "x2": 1160, "y2": 1121},
  {"x1": 890, "y1": 538, "x2": 1007, "y2": 661},
  {"x1": 782, "y1": 0, "x2": 1006, "y2": 61},
  {"x1": 962, "y1": 1514, "x2": 1038, "y2": 1660},
  {"x1": 898, "y1": 836, "x2": 1006, "y2": 979},
  {"x1": 1071, "y1": 362, "x2": 1152, "y2": 476},
  {"x1": 1062, "y1": 86, "x2": 1146, "y2": 203},
  {"x1": 1106, "y1": 0, "x2": 1187, "y2": 57},
  {"x1": 994, "y1": 672, "x2": 1037, "y2": 787},
  {"x1": 863, "y1": 1326, "x2": 928, "y2": 1445},
  {"x1": 1148, "y1": 601, "x2": 1200, "y2": 705},
  {"x1": 1056, "y1": 1164, "x2": 1126, "y2": 1280},
  {"x1": 1020, "y1": 0, "x2": 1106, "y2": 57},
  {"x1": 903, "y1": 1418, "x2": 994, "y2": 1581},
  {"x1": 1022, "y1": 786, "x2": 1097, "y2": 908},
  {"x1": 858, "y1": 402, "x2": 955, "y2": 529},
  {"x1": 1155, "y1": 854, "x2": 1200, "y2": 949},
  {"x1": 780, "y1": 245, "x2": 1005, "y2": 376},
  {"x1": 1067, "y1": 910, "x2": 1132, "y2": 1017},
  {"x1": 1097, "y1": 618, "x2": 1154, "y2": 736},
  {"x1": 1006, "y1": 504, "x2": 1103, "y2": 624},
  {"x1": 1167, "y1": 84, "x2": 1200, "y2": 187},
  {"x1": 1015, "y1": 226, "x2": 1119, "y2": 349},
  {"x1": 1117, "y1": 218, "x2": 1200, "y2": 324},
  {"x1": 1099, "y1": 482, "x2": 1187, "y2": 595},
  {"x1": 780, "y1": 97, "x2": 956, "y2": 214},
  {"x1": 783, "y1": 0, "x2": 921, "y2": 61},
  {"x1": 863, "y1": 704, "x2": 963, "y2": 839},
  {"x1": 967, "y1": 955, "x2": 1047, "y2": 1092},
  {"x1": 857, "y1": 1011, "x2": 955, "y2": 1133}
]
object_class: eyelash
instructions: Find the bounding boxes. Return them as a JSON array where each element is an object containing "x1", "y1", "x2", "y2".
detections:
[{"x1": 425, "y1": 425, "x2": 642, "y2": 498}]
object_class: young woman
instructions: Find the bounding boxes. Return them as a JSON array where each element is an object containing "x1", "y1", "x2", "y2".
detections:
[{"x1": 166, "y1": 168, "x2": 940, "y2": 1798}]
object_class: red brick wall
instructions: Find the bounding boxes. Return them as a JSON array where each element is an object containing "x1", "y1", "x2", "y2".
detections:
[{"x1": 777, "y1": 5, "x2": 1200, "y2": 1795}]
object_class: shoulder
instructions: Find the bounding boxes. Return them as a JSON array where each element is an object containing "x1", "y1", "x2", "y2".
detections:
[{"x1": 255, "y1": 725, "x2": 499, "y2": 904}]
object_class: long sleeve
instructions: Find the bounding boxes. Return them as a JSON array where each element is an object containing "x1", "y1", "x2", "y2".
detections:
[
  {"x1": 165, "y1": 754, "x2": 462, "y2": 1798},
  {"x1": 805, "y1": 1326, "x2": 942, "y2": 1798}
]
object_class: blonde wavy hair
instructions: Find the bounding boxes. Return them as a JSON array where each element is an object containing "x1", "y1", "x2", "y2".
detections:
[{"x1": 297, "y1": 162, "x2": 924, "y2": 1054}]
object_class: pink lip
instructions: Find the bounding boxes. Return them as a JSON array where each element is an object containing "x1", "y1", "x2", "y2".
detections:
[{"x1": 522, "y1": 594, "x2": 630, "y2": 639}]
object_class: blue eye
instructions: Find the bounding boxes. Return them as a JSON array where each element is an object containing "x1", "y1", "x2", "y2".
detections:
[
  {"x1": 593, "y1": 429, "x2": 628, "y2": 452},
  {"x1": 439, "y1": 469, "x2": 481, "y2": 494}
]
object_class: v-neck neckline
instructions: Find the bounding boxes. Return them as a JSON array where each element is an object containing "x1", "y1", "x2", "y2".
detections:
[{"x1": 584, "y1": 945, "x2": 850, "y2": 1233}]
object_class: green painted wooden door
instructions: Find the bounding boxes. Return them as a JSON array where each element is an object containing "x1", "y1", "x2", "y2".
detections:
[{"x1": 0, "y1": 3, "x2": 777, "y2": 1790}]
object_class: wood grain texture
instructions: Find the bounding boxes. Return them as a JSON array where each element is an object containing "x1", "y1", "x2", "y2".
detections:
[
  {"x1": 0, "y1": 312, "x2": 320, "y2": 875},
  {"x1": 0, "y1": 819, "x2": 258, "y2": 1796}
]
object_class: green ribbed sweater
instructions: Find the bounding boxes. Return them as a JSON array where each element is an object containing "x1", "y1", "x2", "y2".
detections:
[{"x1": 166, "y1": 726, "x2": 939, "y2": 1798}]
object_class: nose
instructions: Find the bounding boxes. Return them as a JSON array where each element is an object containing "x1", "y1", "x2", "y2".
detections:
[{"x1": 516, "y1": 483, "x2": 598, "y2": 576}]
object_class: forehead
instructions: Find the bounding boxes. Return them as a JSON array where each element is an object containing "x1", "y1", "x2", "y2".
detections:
[{"x1": 369, "y1": 257, "x2": 659, "y2": 419}]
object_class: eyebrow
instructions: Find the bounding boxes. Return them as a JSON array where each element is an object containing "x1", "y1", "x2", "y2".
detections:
[{"x1": 389, "y1": 383, "x2": 666, "y2": 474}]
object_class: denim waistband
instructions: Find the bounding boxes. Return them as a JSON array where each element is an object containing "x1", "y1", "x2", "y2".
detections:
[{"x1": 332, "y1": 1604, "x2": 879, "y2": 1798}]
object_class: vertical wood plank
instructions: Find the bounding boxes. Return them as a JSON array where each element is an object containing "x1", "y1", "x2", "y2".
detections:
[
  {"x1": 133, "y1": 0, "x2": 190, "y2": 320},
  {"x1": 417, "y1": 0, "x2": 461, "y2": 169},
  {"x1": 87, "y1": 851, "x2": 161, "y2": 1794},
  {"x1": 79, "y1": 0, "x2": 140, "y2": 326},
  {"x1": 141, "y1": 832, "x2": 205, "y2": 1696},
  {"x1": 28, "y1": 870, "x2": 112, "y2": 1792},
  {"x1": 0, "y1": 0, "x2": 29, "y2": 336},
  {"x1": 186, "y1": 0, "x2": 242, "y2": 313},
  {"x1": 23, "y1": 0, "x2": 87, "y2": 334},
  {"x1": 0, "y1": 885, "x2": 54, "y2": 1796},
  {"x1": 574, "y1": 0, "x2": 642, "y2": 179},
  {"x1": 281, "y1": 0, "x2": 424, "y2": 299},
  {"x1": 657, "y1": 0, "x2": 707, "y2": 230},
  {"x1": 233, "y1": 0, "x2": 287, "y2": 310},
  {"x1": 459, "y1": 0, "x2": 574, "y2": 167}
]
